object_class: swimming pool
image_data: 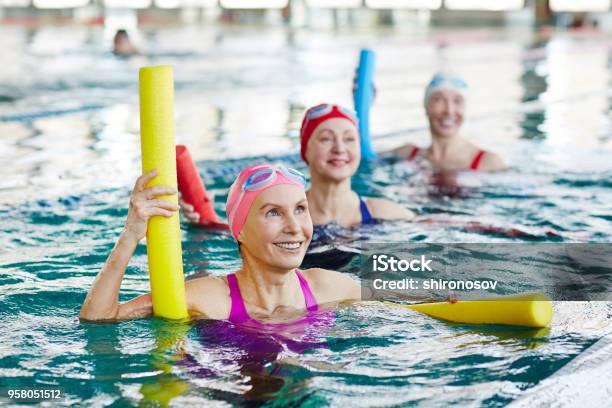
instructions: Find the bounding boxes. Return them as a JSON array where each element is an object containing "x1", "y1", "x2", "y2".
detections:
[{"x1": 1, "y1": 22, "x2": 611, "y2": 406}]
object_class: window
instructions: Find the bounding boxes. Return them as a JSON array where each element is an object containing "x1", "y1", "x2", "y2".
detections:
[
  {"x1": 365, "y1": 0, "x2": 441, "y2": 9},
  {"x1": 445, "y1": 0, "x2": 524, "y2": 11},
  {"x1": 550, "y1": 0, "x2": 610, "y2": 12},
  {"x1": 220, "y1": 0, "x2": 288, "y2": 8}
]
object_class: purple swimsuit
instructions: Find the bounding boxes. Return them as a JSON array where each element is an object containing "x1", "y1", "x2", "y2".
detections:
[
  {"x1": 184, "y1": 271, "x2": 335, "y2": 382},
  {"x1": 227, "y1": 269, "x2": 319, "y2": 326}
]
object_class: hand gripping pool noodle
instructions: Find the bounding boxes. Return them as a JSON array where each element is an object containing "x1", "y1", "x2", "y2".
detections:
[
  {"x1": 176, "y1": 145, "x2": 222, "y2": 226},
  {"x1": 390, "y1": 293, "x2": 552, "y2": 328},
  {"x1": 139, "y1": 66, "x2": 188, "y2": 320},
  {"x1": 353, "y1": 48, "x2": 376, "y2": 161}
]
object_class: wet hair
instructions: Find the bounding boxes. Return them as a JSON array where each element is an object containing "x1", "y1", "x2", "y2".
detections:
[{"x1": 114, "y1": 29, "x2": 129, "y2": 39}]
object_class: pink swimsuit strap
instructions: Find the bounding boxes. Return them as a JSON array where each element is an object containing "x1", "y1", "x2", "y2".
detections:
[{"x1": 227, "y1": 269, "x2": 318, "y2": 324}]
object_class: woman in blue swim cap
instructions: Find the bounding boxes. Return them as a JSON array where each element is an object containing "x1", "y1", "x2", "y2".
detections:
[{"x1": 392, "y1": 72, "x2": 506, "y2": 172}]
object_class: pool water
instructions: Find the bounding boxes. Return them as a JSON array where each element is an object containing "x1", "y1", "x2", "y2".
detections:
[{"x1": 1, "y1": 22, "x2": 611, "y2": 406}]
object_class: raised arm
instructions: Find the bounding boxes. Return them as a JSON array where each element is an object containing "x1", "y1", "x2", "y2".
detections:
[{"x1": 79, "y1": 170, "x2": 179, "y2": 321}]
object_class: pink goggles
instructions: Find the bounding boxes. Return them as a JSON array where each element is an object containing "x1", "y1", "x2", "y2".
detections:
[{"x1": 226, "y1": 164, "x2": 307, "y2": 240}]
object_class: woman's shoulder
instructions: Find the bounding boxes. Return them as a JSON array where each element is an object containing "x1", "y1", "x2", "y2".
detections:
[
  {"x1": 301, "y1": 268, "x2": 361, "y2": 303},
  {"x1": 185, "y1": 275, "x2": 231, "y2": 319},
  {"x1": 365, "y1": 197, "x2": 415, "y2": 220},
  {"x1": 301, "y1": 267, "x2": 344, "y2": 282},
  {"x1": 463, "y1": 139, "x2": 506, "y2": 171},
  {"x1": 186, "y1": 275, "x2": 229, "y2": 290},
  {"x1": 477, "y1": 150, "x2": 507, "y2": 171}
]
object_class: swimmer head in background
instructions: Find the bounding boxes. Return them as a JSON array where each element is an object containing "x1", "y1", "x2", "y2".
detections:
[
  {"x1": 423, "y1": 72, "x2": 468, "y2": 111},
  {"x1": 226, "y1": 164, "x2": 308, "y2": 240},
  {"x1": 299, "y1": 104, "x2": 359, "y2": 163},
  {"x1": 113, "y1": 29, "x2": 138, "y2": 56}
]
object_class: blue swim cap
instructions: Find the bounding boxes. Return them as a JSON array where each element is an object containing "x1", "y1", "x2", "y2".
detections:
[{"x1": 424, "y1": 72, "x2": 468, "y2": 110}]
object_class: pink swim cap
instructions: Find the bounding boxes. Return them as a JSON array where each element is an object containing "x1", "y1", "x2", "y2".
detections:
[{"x1": 226, "y1": 164, "x2": 307, "y2": 241}]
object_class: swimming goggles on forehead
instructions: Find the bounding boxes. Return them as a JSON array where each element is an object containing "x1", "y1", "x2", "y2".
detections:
[
  {"x1": 305, "y1": 104, "x2": 358, "y2": 123},
  {"x1": 228, "y1": 165, "x2": 307, "y2": 226},
  {"x1": 242, "y1": 165, "x2": 307, "y2": 192}
]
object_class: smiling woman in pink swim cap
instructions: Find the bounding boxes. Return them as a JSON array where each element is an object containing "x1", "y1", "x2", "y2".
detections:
[
  {"x1": 391, "y1": 72, "x2": 506, "y2": 172},
  {"x1": 80, "y1": 165, "x2": 361, "y2": 323}
]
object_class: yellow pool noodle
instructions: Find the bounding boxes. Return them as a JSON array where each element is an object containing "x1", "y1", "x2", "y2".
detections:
[
  {"x1": 139, "y1": 65, "x2": 188, "y2": 320},
  {"x1": 388, "y1": 293, "x2": 552, "y2": 328}
]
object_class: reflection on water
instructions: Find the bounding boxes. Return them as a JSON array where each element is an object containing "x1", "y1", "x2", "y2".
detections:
[
  {"x1": 0, "y1": 23, "x2": 611, "y2": 406},
  {"x1": 520, "y1": 36, "x2": 549, "y2": 140}
]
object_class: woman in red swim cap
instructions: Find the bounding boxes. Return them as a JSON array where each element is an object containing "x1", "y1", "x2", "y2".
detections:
[
  {"x1": 300, "y1": 103, "x2": 414, "y2": 228},
  {"x1": 181, "y1": 103, "x2": 414, "y2": 229}
]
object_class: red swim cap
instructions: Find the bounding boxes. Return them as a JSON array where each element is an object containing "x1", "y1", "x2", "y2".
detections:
[{"x1": 299, "y1": 104, "x2": 359, "y2": 164}]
